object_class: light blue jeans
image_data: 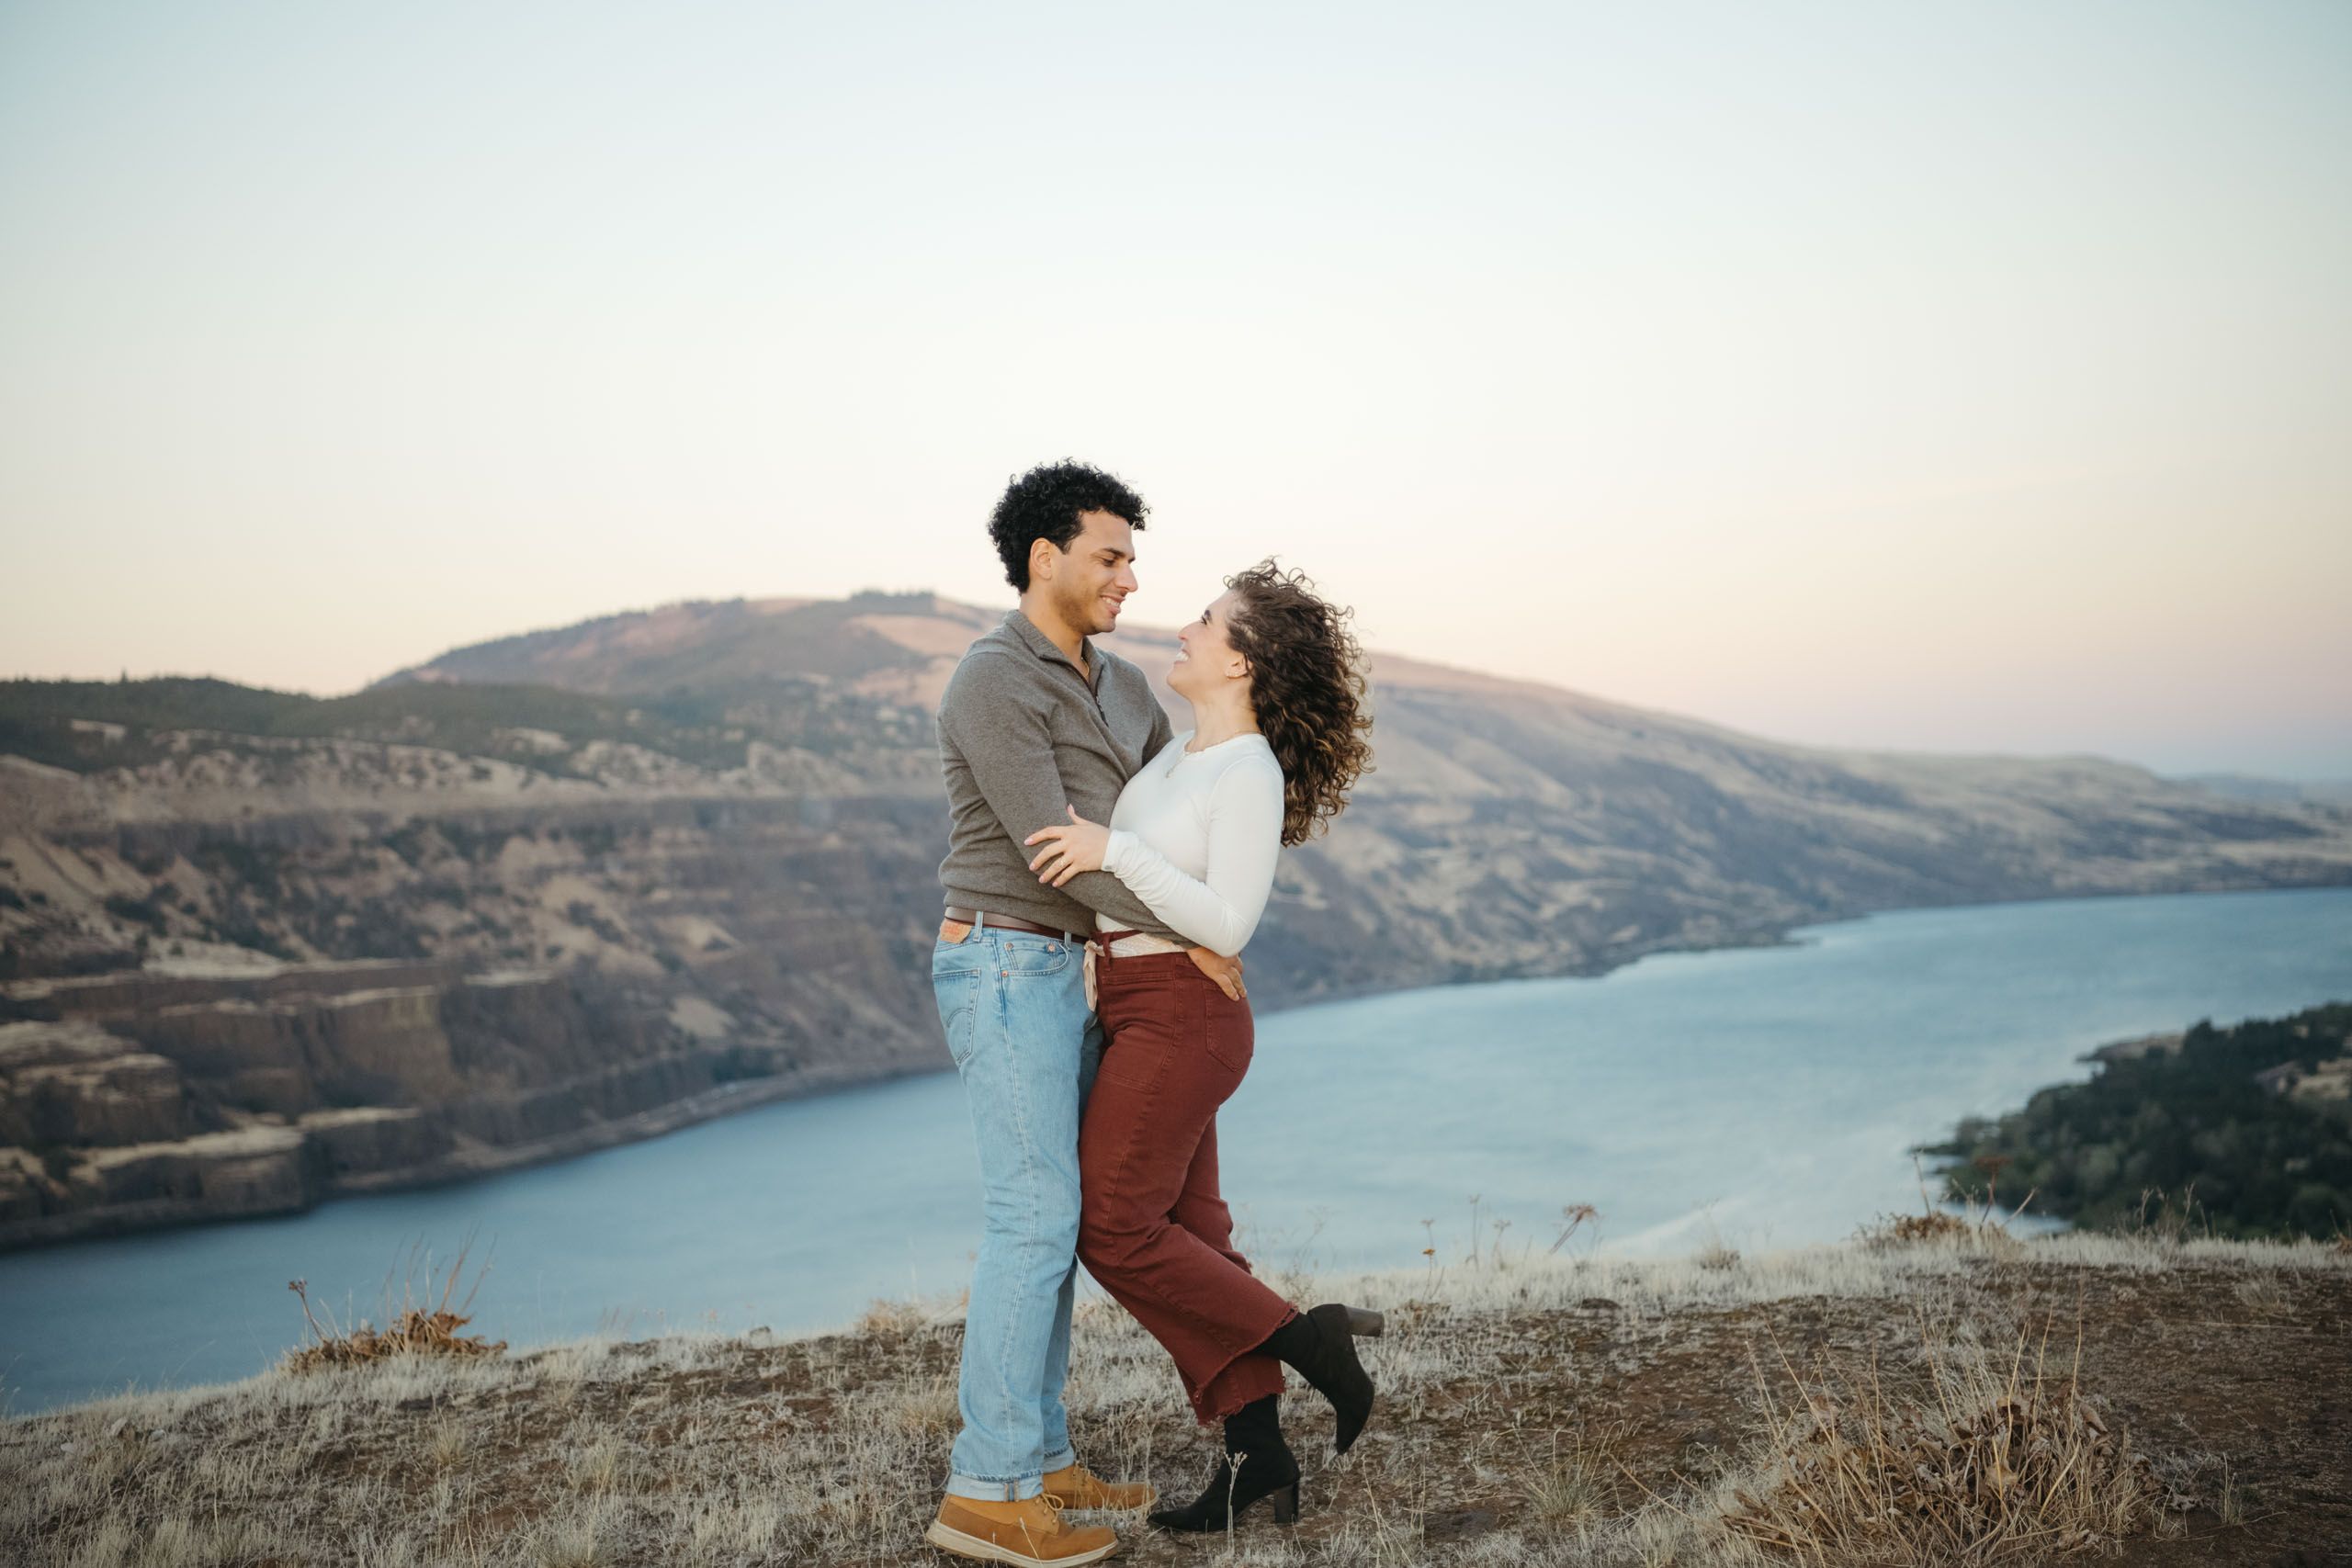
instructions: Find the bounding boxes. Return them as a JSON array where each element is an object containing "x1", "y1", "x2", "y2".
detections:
[{"x1": 933, "y1": 914, "x2": 1103, "y2": 1502}]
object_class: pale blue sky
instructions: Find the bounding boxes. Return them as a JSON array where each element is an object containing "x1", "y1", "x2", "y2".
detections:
[{"x1": 3, "y1": 1, "x2": 2346, "y2": 775}]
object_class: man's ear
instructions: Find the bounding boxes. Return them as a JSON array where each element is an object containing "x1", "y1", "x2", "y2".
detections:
[{"x1": 1028, "y1": 536, "x2": 1057, "y2": 585}]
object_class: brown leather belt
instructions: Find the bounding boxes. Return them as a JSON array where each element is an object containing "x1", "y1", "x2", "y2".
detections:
[{"x1": 944, "y1": 906, "x2": 1085, "y2": 942}]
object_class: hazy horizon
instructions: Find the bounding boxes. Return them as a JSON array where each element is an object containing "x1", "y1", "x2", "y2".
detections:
[{"x1": 4, "y1": 2, "x2": 2347, "y2": 779}]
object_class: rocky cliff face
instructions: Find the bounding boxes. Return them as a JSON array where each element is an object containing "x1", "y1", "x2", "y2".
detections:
[
  {"x1": 0, "y1": 796, "x2": 953, "y2": 1247},
  {"x1": 5, "y1": 592, "x2": 2348, "y2": 1247},
  {"x1": 0, "y1": 949, "x2": 933, "y2": 1247}
]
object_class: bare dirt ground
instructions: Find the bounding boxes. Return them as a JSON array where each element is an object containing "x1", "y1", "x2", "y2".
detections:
[{"x1": 5, "y1": 1228, "x2": 2348, "y2": 1567}]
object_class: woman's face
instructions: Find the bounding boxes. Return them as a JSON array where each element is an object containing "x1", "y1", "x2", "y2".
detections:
[{"x1": 1170, "y1": 587, "x2": 1250, "y2": 700}]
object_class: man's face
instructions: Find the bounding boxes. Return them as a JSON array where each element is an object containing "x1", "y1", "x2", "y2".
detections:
[{"x1": 1037, "y1": 509, "x2": 1139, "y2": 636}]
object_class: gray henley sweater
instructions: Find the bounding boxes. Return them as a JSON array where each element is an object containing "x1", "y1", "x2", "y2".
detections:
[{"x1": 935, "y1": 608, "x2": 1177, "y2": 939}]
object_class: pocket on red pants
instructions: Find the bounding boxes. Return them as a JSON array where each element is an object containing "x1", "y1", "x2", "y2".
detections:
[{"x1": 1200, "y1": 987, "x2": 1254, "y2": 1075}]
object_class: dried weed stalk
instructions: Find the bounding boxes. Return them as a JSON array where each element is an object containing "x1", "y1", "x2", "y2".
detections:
[{"x1": 282, "y1": 1233, "x2": 506, "y2": 1373}]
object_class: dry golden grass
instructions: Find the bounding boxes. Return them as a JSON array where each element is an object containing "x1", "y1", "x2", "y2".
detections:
[
  {"x1": 1858, "y1": 1209, "x2": 1978, "y2": 1247},
  {"x1": 1520, "y1": 1422, "x2": 1625, "y2": 1532},
  {"x1": 1713, "y1": 1305, "x2": 2182, "y2": 1563},
  {"x1": 4, "y1": 1224, "x2": 2346, "y2": 1566}
]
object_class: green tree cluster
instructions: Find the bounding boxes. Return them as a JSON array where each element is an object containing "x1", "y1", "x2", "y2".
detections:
[{"x1": 1923, "y1": 1002, "x2": 2352, "y2": 1240}]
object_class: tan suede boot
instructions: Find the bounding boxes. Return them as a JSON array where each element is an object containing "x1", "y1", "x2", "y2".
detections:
[
  {"x1": 924, "y1": 1494, "x2": 1119, "y2": 1566},
  {"x1": 1040, "y1": 1461, "x2": 1156, "y2": 1511}
]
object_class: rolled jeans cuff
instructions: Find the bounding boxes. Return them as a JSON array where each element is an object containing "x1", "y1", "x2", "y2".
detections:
[{"x1": 945, "y1": 1470, "x2": 1047, "y2": 1503}]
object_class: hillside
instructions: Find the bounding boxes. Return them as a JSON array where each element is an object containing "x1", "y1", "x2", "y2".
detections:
[
  {"x1": 5, "y1": 1225, "x2": 2347, "y2": 1565},
  {"x1": 4, "y1": 592, "x2": 2349, "y2": 1248},
  {"x1": 383, "y1": 592, "x2": 2352, "y2": 976}
]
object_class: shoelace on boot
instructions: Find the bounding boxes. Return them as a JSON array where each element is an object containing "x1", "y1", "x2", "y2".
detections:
[{"x1": 1026, "y1": 1491, "x2": 1068, "y2": 1543}]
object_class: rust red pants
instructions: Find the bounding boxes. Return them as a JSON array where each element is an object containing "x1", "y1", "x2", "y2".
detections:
[{"x1": 1077, "y1": 950, "x2": 1295, "y2": 1424}]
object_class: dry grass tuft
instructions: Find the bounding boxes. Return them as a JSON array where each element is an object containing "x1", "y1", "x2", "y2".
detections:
[
  {"x1": 1716, "y1": 1304, "x2": 2186, "y2": 1563},
  {"x1": 853, "y1": 1295, "x2": 939, "y2": 1339},
  {"x1": 2120, "y1": 1182, "x2": 2218, "y2": 1247},
  {"x1": 1856, "y1": 1156, "x2": 2030, "y2": 1257},
  {"x1": 1522, "y1": 1424, "x2": 1623, "y2": 1532},
  {"x1": 569, "y1": 1433, "x2": 625, "y2": 1494},
  {"x1": 2231, "y1": 1271, "x2": 2293, "y2": 1317},
  {"x1": 423, "y1": 1414, "x2": 469, "y2": 1472},
  {"x1": 281, "y1": 1235, "x2": 507, "y2": 1374},
  {"x1": 1859, "y1": 1208, "x2": 1978, "y2": 1247}
]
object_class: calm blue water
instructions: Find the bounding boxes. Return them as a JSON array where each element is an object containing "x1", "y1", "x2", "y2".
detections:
[{"x1": 4, "y1": 886, "x2": 2348, "y2": 1416}]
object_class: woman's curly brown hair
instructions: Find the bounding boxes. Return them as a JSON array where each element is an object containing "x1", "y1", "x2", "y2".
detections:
[{"x1": 1223, "y1": 559, "x2": 1374, "y2": 847}]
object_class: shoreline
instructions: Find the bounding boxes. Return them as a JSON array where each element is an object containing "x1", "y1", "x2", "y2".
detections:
[{"x1": 0, "y1": 1058, "x2": 942, "y2": 1255}]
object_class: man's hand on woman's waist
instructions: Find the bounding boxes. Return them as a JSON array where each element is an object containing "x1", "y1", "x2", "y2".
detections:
[{"x1": 1189, "y1": 948, "x2": 1245, "y2": 1000}]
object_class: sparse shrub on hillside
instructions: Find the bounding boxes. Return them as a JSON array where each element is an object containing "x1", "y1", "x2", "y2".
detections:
[
  {"x1": 1860, "y1": 1209, "x2": 1974, "y2": 1247},
  {"x1": 562, "y1": 900, "x2": 629, "y2": 945},
  {"x1": 282, "y1": 1239, "x2": 506, "y2": 1375},
  {"x1": 433, "y1": 819, "x2": 518, "y2": 863},
  {"x1": 1855, "y1": 1157, "x2": 2030, "y2": 1257},
  {"x1": 208, "y1": 912, "x2": 298, "y2": 961},
  {"x1": 379, "y1": 818, "x2": 443, "y2": 870},
  {"x1": 101, "y1": 892, "x2": 168, "y2": 931},
  {"x1": 570, "y1": 822, "x2": 618, "y2": 860},
  {"x1": 192, "y1": 839, "x2": 289, "y2": 887}
]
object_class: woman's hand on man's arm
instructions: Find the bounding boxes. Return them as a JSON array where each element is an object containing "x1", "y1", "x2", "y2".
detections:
[{"x1": 1030, "y1": 807, "x2": 1246, "y2": 998}]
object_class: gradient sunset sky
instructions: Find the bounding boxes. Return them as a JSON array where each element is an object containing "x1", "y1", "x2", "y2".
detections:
[{"x1": 3, "y1": 2, "x2": 2346, "y2": 777}]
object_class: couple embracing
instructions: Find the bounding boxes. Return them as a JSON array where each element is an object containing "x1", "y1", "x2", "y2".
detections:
[{"x1": 922, "y1": 461, "x2": 1377, "y2": 1565}]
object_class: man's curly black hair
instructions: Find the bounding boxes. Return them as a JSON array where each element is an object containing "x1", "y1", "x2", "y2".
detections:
[{"x1": 988, "y1": 460, "x2": 1149, "y2": 592}]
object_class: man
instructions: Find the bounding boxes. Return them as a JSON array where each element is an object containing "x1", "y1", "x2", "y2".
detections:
[{"x1": 923, "y1": 460, "x2": 1246, "y2": 1567}]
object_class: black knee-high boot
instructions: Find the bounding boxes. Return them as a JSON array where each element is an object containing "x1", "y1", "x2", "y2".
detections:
[
  {"x1": 1257, "y1": 1303, "x2": 1384, "y2": 1454},
  {"x1": 1146, "y1": 1395, "x2": 1301, "y2": 1532}
]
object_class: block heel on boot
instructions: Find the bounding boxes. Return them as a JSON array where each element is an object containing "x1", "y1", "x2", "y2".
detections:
[
  {"x1": 1261, "y1": 1303, "x2": 1381, "y2": 1455},
  {"x1": 1148, "y1": 1393, "x2": 1302, "y2": 1534},
  {"x1": 1147, "y1": 1457, "x2": 1302, "y2": 1533}
]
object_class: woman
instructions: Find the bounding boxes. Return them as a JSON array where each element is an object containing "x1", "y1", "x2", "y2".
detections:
[{"x1": 1023, "y1": 558, "x2": 1377, "y2": 1533}]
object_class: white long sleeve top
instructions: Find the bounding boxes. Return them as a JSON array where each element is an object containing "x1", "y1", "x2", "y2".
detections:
[{"x1": 1095, "y1": 729, "x2": 1285, "y2": 958}]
